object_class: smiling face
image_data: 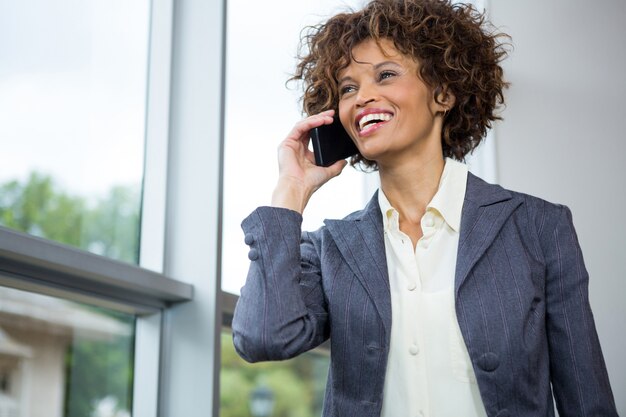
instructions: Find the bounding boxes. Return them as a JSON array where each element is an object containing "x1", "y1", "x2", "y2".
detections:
[{"x1": 337, "y1": 38, "x2": 447, "y2": 168}]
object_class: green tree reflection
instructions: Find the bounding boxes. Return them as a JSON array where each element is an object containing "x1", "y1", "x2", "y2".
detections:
[
  {"x1": 0, "y1": 171, "x2": 140, "y2": 263},
  {"x1": 63, "y1": 315, "x2": 135, "y2": 417},
  {"x1": 221, "y1": 333, "x2": 328, "y2": 417}
]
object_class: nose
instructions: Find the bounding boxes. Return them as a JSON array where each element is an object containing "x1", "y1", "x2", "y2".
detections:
[{"x1": 355, "y1": 82, "x2": 378, "y2": 107}]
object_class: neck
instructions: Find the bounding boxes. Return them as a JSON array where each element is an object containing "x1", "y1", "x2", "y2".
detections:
[{"x1": 378, "y1": 152, "x2": 445, "y2": 223}]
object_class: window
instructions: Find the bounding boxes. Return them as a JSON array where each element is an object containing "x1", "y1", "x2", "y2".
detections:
[
  {"x1": 221, "y1": 0, "x2": 371, "y2": 296},
  {"x1": 221, "y1": 0, "x2": 493, "y2": 295},
  {"x1": 220, "y1": 331, "x2": 329, "y2": 417},
  {"x1": 0, "y1": 285, "x2": 134, "y2": 417},
  {"x1": 220, "y1": 1, "x2": 365, "y2": 416},
  {"x1": 0, "y1": 2, "x2": 193, "y2": 417},
  {"x1": 0, "y1": 0, "x2": 150, "y2": 264},
  {"x1": 219, "y1": 0, "x2": 498, "y2": 415}
]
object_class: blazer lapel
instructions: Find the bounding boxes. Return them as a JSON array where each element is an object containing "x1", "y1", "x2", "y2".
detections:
[
  {"x1": 455, "y1": 173, "x2": 523, "y2": 296},
  {"x1": 324, "y1": 192, "x2": 392, "y2": 337}
]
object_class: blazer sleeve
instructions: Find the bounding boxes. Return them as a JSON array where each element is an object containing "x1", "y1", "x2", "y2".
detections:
[
  {"x1": 541, "y1": 204, "x2": 618, "y2": 416},
  {"x1": 231, "y1": 206, "x2": 329, "y2": 363}
]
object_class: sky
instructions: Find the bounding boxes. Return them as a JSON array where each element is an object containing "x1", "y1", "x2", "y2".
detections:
[{"x1": 0, "y1": 0, "x2": 149, "y2": 198}]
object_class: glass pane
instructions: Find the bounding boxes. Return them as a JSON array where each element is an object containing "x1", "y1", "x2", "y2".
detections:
[
  {"x1": 222, "y1": 0, "x2": 373, "y2": 295},
  {"x1": 0, "y1": 285, "x2": 135, "y2": 417},
  {"x1": 0, "y1": 1, "x2": 150, "y2": 264},
  {"x1": 221, "y1": 331, "x2": 329, "y2": 417}
]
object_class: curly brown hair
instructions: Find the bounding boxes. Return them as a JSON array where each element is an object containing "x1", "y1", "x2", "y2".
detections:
[{"x1": 292, "y1": 0, "x2": 510, "y2": 167}]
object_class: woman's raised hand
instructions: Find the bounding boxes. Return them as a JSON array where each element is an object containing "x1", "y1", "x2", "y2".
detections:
[{"x1": 271, "y1": 110, "x2": 349, "y2": 213}]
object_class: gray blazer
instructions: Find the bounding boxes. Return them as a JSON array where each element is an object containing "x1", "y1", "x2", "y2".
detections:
[{"x1": 232, "y1": 173, "x2": 617, "y2": 417}]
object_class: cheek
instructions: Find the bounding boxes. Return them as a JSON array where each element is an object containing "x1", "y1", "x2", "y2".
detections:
[{"x1": 338, "y1": 104, "x2": 352, "y2": 132}]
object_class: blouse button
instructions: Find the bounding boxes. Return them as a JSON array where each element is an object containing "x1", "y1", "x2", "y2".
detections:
[
  {"x1": 409, "y1": 344, "x2": 419, "y2": 355},
  {"x1": 407, "y1": 282, "x2": 417, "y2": 291}
]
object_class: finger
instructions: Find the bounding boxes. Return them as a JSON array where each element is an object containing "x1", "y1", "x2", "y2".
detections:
[{"x1": 287, "y1": 110, "x2": 336, "y2": 142}]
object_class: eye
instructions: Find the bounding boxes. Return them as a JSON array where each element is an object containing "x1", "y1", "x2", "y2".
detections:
[
  {"x1": 378, "y1": 70, "x2": 397, "y2": 81},
  {"x1": 339, "y1": 85, "x2": 356, "y2": 96}
]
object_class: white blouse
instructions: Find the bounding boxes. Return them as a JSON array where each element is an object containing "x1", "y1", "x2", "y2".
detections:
[{"x1": 379, "y1": 158, "x2": 487, "y2": 417}]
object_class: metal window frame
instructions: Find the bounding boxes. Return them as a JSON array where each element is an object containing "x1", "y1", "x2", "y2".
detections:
[
  {"x1": 154, "y1": 0, "x2": 226, "y2": 415},
  {"x1": 0, "y1": 226, "x2": 192, "y2": 314},
  {"x1": 134, "y1": 0, "x2": 177, "y2": 416}
]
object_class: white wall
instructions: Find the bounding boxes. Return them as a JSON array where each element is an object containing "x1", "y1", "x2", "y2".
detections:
[{"x1": 489, "y1": 1, "x2": 626, "y2": 413}]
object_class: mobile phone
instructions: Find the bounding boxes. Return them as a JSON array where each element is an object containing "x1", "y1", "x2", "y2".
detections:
[{"x1": 310, "y1": 118, "x2": 359, "y2": 167}]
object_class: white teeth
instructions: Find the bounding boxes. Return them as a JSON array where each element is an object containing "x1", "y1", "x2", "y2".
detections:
[{"x1": 358, "y1": 113, "x2": 392, "y2": 131}]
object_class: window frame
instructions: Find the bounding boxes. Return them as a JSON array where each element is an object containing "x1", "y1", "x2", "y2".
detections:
[
  {"x1": 154, "y1": 0, "x2": 226, "y2": 415},
  {"x1": 0, "y1": 226, "x2": 191, "y2": 313}
]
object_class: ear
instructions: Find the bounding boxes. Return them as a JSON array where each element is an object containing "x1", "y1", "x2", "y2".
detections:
[
  {"x1": 434, "y1": 85, "x2": 456, "y2": 113},
  {"x1": 433, "y1": 85, "x2": 456, "y2": 117}
]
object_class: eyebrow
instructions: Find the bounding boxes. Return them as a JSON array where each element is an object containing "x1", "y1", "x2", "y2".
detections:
[{"x1": 338, "y1": 60, "x2": 404, "y2": 85}]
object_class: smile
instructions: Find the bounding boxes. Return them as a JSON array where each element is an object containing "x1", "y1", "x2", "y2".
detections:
[{"x1": 355, "y1": 111, "x2": 394, "y2": 135}]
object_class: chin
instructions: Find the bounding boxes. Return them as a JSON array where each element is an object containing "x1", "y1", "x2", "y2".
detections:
[
  {"x1": 357, "y1": 151, "x2": 378, "y2": 163},
  {"x1": 358, "y1": 145, "x2": 386, "y2": 162}
]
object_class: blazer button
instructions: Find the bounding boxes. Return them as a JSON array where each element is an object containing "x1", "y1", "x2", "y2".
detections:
[
  {"x1": 248, "y1": 248, "x2": 259, "y2": 261},
  {"x1": 244, "y1": 233, "x2": 255, "y2": 245},
  {"x1": 495, "y1": 409, "x2": 510, "y2": 417},
  {"x1": 477, "y1": 352, "x2": 500, "y2": 372}
]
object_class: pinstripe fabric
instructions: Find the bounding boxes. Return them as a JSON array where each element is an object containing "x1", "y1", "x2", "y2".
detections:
[{"x1": 232, "y1": 173, "x2": 618, "y2": 417}]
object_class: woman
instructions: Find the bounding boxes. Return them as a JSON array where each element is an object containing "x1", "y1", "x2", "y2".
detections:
[{"x1": 232, "y1": 1, "x2": 617, "y2": 416}]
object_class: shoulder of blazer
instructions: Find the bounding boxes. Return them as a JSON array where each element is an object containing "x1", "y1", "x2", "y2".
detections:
[
  {"x1": 466, "y1": 172, "x2": 565, "y2": 236},
  {"x1": 464, "y1": 172, "x2": 515, "y2": 207}
]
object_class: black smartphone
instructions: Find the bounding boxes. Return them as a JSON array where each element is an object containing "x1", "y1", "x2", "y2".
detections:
[{"x1": 310, "y1": 118, "x2": 359, "y2": 167}]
